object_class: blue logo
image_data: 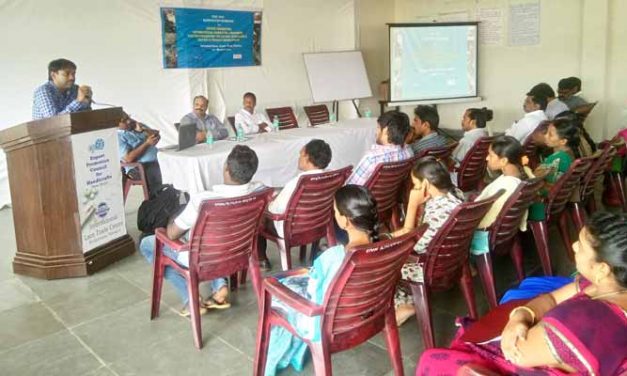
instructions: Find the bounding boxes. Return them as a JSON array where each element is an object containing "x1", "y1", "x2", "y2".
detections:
[
  {"x1": 95, "y1": 202, "x2": 109, "y2": 218},
  {"x1": 89, "y1": 138, "x2": 105, "y2": 153}
]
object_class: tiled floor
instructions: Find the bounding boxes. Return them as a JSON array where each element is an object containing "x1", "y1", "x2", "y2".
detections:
[{"x1": 0, "y1": 188, "x2": 576, "y2": 376}]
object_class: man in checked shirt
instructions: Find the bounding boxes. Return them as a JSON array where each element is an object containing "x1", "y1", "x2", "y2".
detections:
[{"x1": 32, "y1": 58, "x2": 93, "y2": 120}]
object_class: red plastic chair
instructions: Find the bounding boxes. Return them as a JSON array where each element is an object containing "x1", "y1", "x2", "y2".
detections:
[
  {"x1": 475, "y1": 178, "x2": 545, "y2": 308},
  {"x1": 455, "y1": 137, "x2": 494, "y2": 192},
  {"x1": 121, "y1": 162, "x2": 149, "y2": 204},
  {"x1": 266, "y1": 107, "x2": 299, "y2": 130},
  {"x1": 405, "y1": 191, "x2": 503, "y2": 349},
  {"x1": 150, "y1": 188, "x2": 274, "y2": 349},
  {"x1": 259, "y1": 167, "x2": 352, "y2": 270},
  {"x1": 364, "y1": 158, "x2": 416, "y2": 230},
  {"x1": 414, "y1": 141, "x2": 458, "y2": 160},
  {"x1": 570, "y1": 145, "x2": 615, "y2": 232},
  {"x1": 253, "y1": 226, "x2": 427, "y2": 376},
  {"x1": 527, "y1": 157, "x2": 594, "y2": 262},
  {"x1": 304, "y1": 104, "x2": 330, "y2": 126}
]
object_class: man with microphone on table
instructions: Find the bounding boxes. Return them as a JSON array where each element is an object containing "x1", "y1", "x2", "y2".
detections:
[{"x1": 32, "y1": 58, "x2": 92, "y2": 119}]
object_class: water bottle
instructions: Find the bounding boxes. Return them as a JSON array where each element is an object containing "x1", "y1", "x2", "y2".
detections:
[
  {"x1": 329, "y1": 112, "x2": 336, "y2": 124},
  {"x1": 272, "y1": 115, "x2": 280, "y2": 132},
  {"x1": 364, "y1": 107, "x2": 372, "y2": 118},
  {"x1": 205, "y1": 132, "x2": 214, "y2": 146},
  {"x1": 236, "y1": 124, "x2": 244, "y2": 141}
]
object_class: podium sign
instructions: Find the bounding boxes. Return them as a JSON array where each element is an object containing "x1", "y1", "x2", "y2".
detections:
[
  {"x1": 71, "y1": 128, "x2": 126, "y2": 252},
  {"x1": 0, "y1": 108, "x2": 135, "y2": 279}
]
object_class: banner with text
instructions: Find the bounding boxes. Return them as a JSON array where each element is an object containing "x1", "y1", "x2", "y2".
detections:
[
  {"x1": 72, "y1": 129, "x2": 127, "y2": 253},
  {"x1": 161, "y1": 7, "x2": 262, "y2": 69}
]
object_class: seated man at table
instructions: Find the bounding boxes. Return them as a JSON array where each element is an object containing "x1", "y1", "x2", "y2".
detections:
[
  {"x1": 234, "y1": 92, "x2": 271, "y2": 134},
  {"x1": 180, "y1": 95, "x2": 229, "y2": 143},
  {"x1": 257, "y1": 139, "x2": 333, "y2": 270},
  {"x1": 117, "y1": 112, "x2": 162, "y2": 195},
  {"x1": 409, "y1": 105, "x2": 448, "y2": 154},
  {"x1": 139, "y1": 145, "x2": 264, "y2": 316},
  {"x1": 32, "y1": 58, "x2": 92, "y2": 120},
  {"x1": 346, "y1": 110, "x2": 413, "y2": 186}
]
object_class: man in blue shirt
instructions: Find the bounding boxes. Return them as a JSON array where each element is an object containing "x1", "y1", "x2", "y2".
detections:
[
  {"x1": 32, "y1": 58, "x2": 93, "y2": 120},
  {"x1": 179, "y1": 95, "x2": 229, "y2": 143},
  {"x1": 118, "y1": 112, "x2": 162, "y2": 195}
]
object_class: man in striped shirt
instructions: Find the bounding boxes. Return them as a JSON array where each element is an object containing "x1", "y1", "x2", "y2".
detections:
[
  {"x1": 346, "y1": 111, "x2": 413, "y2": 186},
  {"x1": 409, "y1": 105, "x2": 448, "y2": 154}
]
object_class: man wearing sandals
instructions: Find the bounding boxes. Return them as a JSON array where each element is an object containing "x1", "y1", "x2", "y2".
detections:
[{"x1": 139, "y1": 145, "x2": 264, "y2": 316}]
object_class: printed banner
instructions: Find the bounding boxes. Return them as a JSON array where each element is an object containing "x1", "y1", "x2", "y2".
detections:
[
  {"x1": 161, "y1": 7, "x2": 262, "y2": 69},
  {"x1": 72, "y1": 129, "x2": 127, "y2": 253}
]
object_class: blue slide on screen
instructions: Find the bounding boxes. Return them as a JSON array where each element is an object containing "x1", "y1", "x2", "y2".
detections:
[{"x1": 389, "y1": 24, "x2": 478, "y2": 102}]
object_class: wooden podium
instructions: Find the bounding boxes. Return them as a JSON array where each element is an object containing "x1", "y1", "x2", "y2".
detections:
[{"x1": 0, "y1": 108, "x2": 135, "y2": 279}]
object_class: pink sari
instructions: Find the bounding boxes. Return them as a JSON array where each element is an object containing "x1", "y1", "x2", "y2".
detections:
[{"x1": 416, "y1": 293, "x2": 627, "y2": 375}]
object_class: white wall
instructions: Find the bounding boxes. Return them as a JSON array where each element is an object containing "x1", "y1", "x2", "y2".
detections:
[
  {"x1": 0, "y1": 0, "x2": 355, "y2": 143},
  {"x1": 390, "y1": 0, "x2": 584, "y2": 135}
]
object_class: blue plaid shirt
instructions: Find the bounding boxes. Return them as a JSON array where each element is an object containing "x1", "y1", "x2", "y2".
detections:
[
  {"x1": 346, "y1": 144, "x2": 413, "y2": 186},
  {"x1": 32, "y1": 81, "x2": 90, "y2": 120}
]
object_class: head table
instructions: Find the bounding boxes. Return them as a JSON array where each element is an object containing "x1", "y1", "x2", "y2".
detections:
[{"x1": 157, "y1": 118, "x2": 378, "y2": 193}]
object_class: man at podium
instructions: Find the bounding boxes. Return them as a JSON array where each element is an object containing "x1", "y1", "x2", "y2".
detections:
[{"x1": 32, "y1": 58, "x2": 93, "y2": 120}]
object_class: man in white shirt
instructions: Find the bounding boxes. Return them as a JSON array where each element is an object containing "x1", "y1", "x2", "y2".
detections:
[
  {"x1": 257, "y1": 139, "x2": 333, "y2": 271},
  {"x1": 505, "y1": 94, "x2": 549, "y2": 143},
  {"x1": 139, "y1": 145, "x2": 263, "y2": 316},
  {"x1": 527, "y1": 83, "x2": 570, "y2": 120},
  {"x1": 234, "y1": 92, "x2": 271, "y2": 134}
]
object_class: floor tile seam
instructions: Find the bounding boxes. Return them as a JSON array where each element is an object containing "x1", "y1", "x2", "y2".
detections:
[
  {"x1": 113, "y1": 267, "x2": 183, "y2": 316},
  {"x1": 38, "y1": 300, "x2": 114, "y2": 371},
  {"x1": 215, "y1": 334, "x2": 254, "y2": 362}
]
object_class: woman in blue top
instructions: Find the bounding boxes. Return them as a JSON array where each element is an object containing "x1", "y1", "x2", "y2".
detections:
[{"x1": 263, "y1": 185, "x2": 380, "y2": 375}]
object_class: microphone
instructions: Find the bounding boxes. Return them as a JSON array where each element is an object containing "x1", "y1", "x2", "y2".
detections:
[{"x1": 90, "y1": 99, "x2": 119, "y2": 108}]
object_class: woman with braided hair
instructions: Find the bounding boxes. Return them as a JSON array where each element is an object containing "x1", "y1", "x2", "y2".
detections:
[{"x1": 263, "y1": 185, "x2": 380, "y2": 375}]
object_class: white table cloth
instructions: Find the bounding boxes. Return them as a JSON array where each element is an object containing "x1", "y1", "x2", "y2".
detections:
[{"x1": 158, "y1": 118, "x2": 378, "y2": 193}]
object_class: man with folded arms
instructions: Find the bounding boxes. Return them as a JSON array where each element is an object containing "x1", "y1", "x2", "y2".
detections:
[
  {"x1": 180, "y1": 95, "x2": 229, "y2": 143},
  {"x1": 32, "y1": 58, "x2": 92, "y2": 119},
  {"x1": 234, "y1": 92, "x2": 271, "y2": 134}
]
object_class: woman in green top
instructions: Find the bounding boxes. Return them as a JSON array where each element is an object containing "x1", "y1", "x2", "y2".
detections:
[{"x1": 528, "y1": 117, "x2": 581, "y2": 220}]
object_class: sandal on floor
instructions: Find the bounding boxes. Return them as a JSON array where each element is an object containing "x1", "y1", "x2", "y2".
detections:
[{"x1": 204, "y1": 297, "x2": 231, "y2": 310}]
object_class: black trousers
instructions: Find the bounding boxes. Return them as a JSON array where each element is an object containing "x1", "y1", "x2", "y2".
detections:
[{"x1": 141, "y1": 161, "x2": 162, "y2": 196}]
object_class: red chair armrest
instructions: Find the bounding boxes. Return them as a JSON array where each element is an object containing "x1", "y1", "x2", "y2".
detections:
[
  {"x1": 263, "y1": 277, "x2": 323, "y2": 317},
  {"x1": 271, "y1": 267, "x2": 309, "y2": 280},
  {"x1": 264, "y1": 210, "x2": 285, "y2": 221},
  {"x1": 154, "y1": 228, "x2": 189, "y2": 252}
]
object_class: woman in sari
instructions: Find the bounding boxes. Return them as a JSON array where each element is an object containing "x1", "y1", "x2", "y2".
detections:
[
  {"x1": 416, "y1": 211, "x2": 627, "y2": 375},
  {"x1": 264, "y1": 185, "x2": 380, "y2": 375}
]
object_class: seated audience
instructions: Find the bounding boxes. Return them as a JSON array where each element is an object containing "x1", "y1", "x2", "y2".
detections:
[
  {"x1": 264, "y1": 185, "x2": 379, "y2": 375},
  {"x1": 452, "y1": 107, "x2": 493, "y2": 164},
  {"x1": 557, "y1": 76, "x2": 588, "y2": 110},
  {"x1": 257, "y1": 139, "x2": 333, "y2": 271},
  {"x1": 416, "y1": 211, "x2": 627, "y2": 376},
  {"x1": 32, "y1": 58, "x2": 92, "y2": 120},
  {"x1": 392, "y1": 157, "x2": 464, "y2": 325},
  {"x1": 527, "y1": 117, "x2": 580, "y2": 220},
  {"x1": 505, "y1": 92, "x2": 548, "y2": 143},
  {"x1": 180, "y1": 95, "x2": 229, "y2": 143},
  {"x1": 234, "y1": 92, "x2": 271, "y2": 134},
  {"x1": 527, "y1": 83, "x2": 570, "y2": 120},
  {"x1": 346, "y1": 111, "x2": 413, "y2": 185},
  {"x1": 117, "y1": 112, "x2": 162, "y2": 194},
  {"x1": 138, "y1": 145, "x2": 263, "y2": 316},
  {"x1": 409, "y1": 105, "x2": 448, "y2": 154}
]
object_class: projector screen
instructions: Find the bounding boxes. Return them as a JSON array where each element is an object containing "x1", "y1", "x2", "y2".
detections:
[{"x1": 389, "y1": 23, "x2": 478, "y2": 103}]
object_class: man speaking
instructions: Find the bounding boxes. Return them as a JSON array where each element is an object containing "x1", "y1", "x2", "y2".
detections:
[{"x1": 32, "y1": 58, "x2": 92, "y2": 119}]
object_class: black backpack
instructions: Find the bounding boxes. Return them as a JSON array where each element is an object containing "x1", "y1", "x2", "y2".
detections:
[{"x1": 137, "y1": 184, "x2": 189, "y2": 234}]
